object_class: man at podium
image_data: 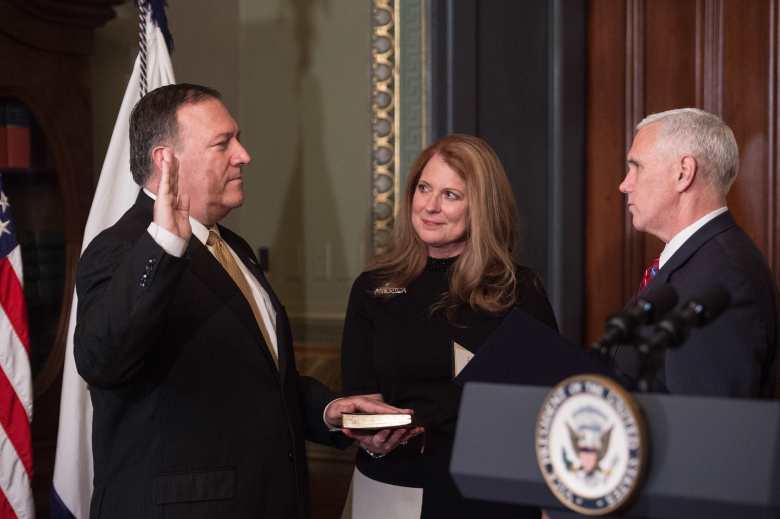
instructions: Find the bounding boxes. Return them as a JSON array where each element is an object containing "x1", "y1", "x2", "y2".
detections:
[{"x1": 615, "y1": 108, "x2": 778, "y2": 397}]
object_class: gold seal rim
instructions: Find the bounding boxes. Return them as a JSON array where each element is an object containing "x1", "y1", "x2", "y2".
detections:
[{"x1": 534, "y1": 373, "x2": 648, "y2": 516}]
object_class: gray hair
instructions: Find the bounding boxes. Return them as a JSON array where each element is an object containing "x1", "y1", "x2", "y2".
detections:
[{"x1": 637, "y1": 108, "x2": 739, "y2": 194}]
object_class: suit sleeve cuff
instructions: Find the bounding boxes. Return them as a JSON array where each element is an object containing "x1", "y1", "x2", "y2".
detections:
[{"x1": 147, "y1": 222, "x2": 188, "y2": 257}]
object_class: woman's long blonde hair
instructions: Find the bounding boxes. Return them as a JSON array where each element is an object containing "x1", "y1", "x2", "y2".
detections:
[{"x1": 369, "y1": 134, "x2": 520, "y2": 317}]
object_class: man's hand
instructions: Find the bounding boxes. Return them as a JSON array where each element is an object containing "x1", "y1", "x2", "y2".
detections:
[
  {"x1": 326, "y1": 394, "x2": 424, "y2": 457},
  {"x1": 154, "y1": 149, "x2": 191, "y2": 239}
]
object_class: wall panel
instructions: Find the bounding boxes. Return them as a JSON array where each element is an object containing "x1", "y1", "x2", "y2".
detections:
[
  {"x1": 644, "y1": 0, "x2": 698, "y2": 114},
  {"x1": 586, "y1": 0, "x2": 628, "y2": 341},
  {"x1": 722, "y1": 0, "x2": 772, "y2": 258}
]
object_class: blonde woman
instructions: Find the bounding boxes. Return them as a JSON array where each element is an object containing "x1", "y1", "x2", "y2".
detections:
[{"x1": 340, "y1": 134, "x2": 557, "y2": 518}]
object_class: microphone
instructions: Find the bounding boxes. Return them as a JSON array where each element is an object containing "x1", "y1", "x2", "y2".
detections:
[
  {"x1": 640, "y1": 286, "x2": 731, "y2": 352},
  {"x1": 593, "y1": 284, "x2": 679, "y2": 353}
]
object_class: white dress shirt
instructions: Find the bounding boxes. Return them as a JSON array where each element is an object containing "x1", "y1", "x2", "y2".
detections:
[{"x1": 659, "y1": 207, "x2": 728, "y2": 269}]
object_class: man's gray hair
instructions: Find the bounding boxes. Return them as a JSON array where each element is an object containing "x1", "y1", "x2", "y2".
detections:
[{"x1": 637, "y1": 108, "x2": 739, "y2": 194}]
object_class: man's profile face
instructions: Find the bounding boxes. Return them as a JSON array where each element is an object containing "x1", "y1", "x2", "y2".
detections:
[
  {"x1": 619, "y1": 123, "x2": 679, "y2": 242},
  {"x1": 174, "y1": 98, "x2": 251, "y2": 225}
]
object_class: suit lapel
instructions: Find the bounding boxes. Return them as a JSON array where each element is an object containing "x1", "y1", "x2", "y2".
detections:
[
  {"x1": 217, "y1": 228, "x2": 290, "y2": 381},
  {"x1": 643, "y1": 211, "x2": 736, "y2": 293},
  {"x1": 187, "y1": 237, "x2": 281, "y2": 376},
  {"x1": 138, "y1": 193, "x2": 284, "y2": 378}
]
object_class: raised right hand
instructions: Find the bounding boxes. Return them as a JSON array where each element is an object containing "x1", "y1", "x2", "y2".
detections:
[{"x1": 153, "y1": 148, "x2": 192, "y2": 239}]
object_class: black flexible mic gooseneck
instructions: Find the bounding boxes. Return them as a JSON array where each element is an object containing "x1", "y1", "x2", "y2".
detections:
[
  {"x1": 593, "y1": 284, "x2": 679, "y2": 354},
  {"x1": 639, "y1": 286, "x2": 731, "y2": 353}
]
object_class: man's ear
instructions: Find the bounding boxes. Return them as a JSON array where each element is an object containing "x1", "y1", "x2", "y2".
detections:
[
  {"x1": 145, "y1": 145, "x2": 169, "y2": 192},
  {"x1": 676, "y1": 155, "x2": 697, "y2": 192},
  {"x1": 151, "y1": 145, "x2": 169, "y2": 171}
]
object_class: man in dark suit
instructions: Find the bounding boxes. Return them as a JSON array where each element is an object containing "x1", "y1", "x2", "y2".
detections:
[
  {"x1": 74, "y1": 84, "x2": 415, "y2": 519},
  {"x1": 616, "y1": 108, "x2": 777, "y2": 397}
]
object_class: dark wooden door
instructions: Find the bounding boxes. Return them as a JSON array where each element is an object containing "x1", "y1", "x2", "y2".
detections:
[
  {"x1": 585, "y1": 0, "x2": 780, "y2": 395},
  {"x1": 586, "y1": 0, "x2": 780, "y2": 346}
]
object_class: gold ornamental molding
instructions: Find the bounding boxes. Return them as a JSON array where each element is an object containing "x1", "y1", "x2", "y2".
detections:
[{"x1": 371, "y1": 0, "x2": 399, "y2": 255}]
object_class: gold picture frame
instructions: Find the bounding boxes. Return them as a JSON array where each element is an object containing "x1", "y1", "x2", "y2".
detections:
[{"x1": 370, "y1": 0, "x2": 428, "y2": 256}]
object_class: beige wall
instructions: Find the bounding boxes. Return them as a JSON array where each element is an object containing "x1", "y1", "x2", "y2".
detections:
[
  {"x1": 168, "y1": 0, "x2": 240, "y2": 114},
  {"x1": 91, "y1": 0, "x2": 371, "y2": 323},
  {"x1": 238, "y1": 1, "x2": 371, "y2": 321}
]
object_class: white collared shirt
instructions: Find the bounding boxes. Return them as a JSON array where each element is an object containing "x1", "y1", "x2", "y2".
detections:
[
  {"x1": 659, "y1": 207, "x2": 728, "y2": 269},
  {"x1": 143, "y1": 189, "x2": 278, "y2": 357}
]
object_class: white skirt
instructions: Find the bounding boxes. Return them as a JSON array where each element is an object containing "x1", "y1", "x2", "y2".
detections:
[{"x1": 341, "y1": 466, "x2": 423, "y2": 519}]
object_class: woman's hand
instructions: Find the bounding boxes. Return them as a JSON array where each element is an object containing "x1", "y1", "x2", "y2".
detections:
[
  {"x1": 326, "y1": 394, "x2": 424, "y2": 457},
  {"x1": 342, "y1": 425, "x2": 425, "y2": 457}
]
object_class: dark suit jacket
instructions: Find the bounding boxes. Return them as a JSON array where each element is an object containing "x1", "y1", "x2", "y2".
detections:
[
  {"x1": 616, "y1": 211, "x2": 778, "y2": 397},
  {"x1": 74, "y1": 192, "x2": 345, "y2": 519}
]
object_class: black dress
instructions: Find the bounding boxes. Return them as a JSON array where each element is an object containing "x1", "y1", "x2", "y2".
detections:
[{"x1": 341, "y1": 256, "x2": 558, "y2": 518}]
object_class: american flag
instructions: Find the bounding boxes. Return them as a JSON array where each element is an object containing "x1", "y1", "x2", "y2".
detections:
[{"x1": 0, "y1": 175, "x2": 34, "y2": 518}]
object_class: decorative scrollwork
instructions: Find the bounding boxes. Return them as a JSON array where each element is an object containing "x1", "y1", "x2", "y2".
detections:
[{"x1": 371, "y1": 0, "x2": 398, "y2": 255}]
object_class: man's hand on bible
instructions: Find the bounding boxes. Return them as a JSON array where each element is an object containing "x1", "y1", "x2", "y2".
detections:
[{"x1": 327, "y1": 394, "x2": 424, "y2": 458}]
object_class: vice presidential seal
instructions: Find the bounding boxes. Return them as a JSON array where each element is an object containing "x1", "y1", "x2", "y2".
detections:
[{"x1": 535, "y1": 374, "x2": 647, "y2": 515}]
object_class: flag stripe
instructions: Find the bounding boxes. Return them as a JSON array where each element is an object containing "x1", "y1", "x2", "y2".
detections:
[
  {"x1": 0, "y1": 256, "x2": 29, "y2": 351},
  {"x1": 0, "y1": 365, "x2": 33, "y2": 475},
  {"x1": 0, "y1": 487, "x2": 20, "y2": 519},
  {"x1": 0, "y1": 412, "x2": 33, "y2": 519},
  {"x1": 0, "y1": 317, "x2": 32, "y2": 421},
  {"x1": 0, "y1": 256, "x2": 33, "y2": 421},
  {"x1": 6, "y1": 243, "x2": 24, "y2": 306}
]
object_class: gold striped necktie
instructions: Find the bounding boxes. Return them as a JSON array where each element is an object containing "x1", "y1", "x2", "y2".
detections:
[{"x1": 207, "y1": 229, "x2": 278, "y2": 368}]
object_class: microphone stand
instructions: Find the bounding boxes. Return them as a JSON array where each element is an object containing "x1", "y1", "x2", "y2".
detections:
[
  {"x1": 601, "y1": 286, "x2": 730, "y2": 393},
  {"x1": 635, "y1": 343, "x2": 657, "y2": 393},
  {"x1": 602, "y1": 337, "x2": 661, "y2": 393}
]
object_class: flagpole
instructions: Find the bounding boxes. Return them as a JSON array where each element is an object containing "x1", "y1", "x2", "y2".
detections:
[{"x1": 138, "y1": 0, "x2": 148, "y2": 98}]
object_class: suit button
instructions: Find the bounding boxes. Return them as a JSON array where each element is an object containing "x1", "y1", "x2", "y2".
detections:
[{"x1": 288, "y1": 450, "x2": 294, "y2": 461}]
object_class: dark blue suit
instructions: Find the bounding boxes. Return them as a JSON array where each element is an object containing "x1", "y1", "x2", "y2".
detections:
[{"x1": 617, "y1": 211, "x2": 778, "y2": 397}]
